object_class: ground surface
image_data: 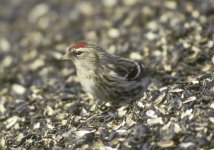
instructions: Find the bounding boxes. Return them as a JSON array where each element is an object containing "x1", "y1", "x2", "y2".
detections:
[{"x1": 0, "y1": 0, "x2": 214, "y2": 149}]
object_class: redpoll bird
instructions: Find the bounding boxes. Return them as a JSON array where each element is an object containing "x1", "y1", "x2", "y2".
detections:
[{"x1": 62, "y1": 41, "x2": 151, "y2": 105}]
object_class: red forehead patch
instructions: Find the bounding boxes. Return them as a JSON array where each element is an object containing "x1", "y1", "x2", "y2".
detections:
[{"x1": 71, "y1": 41, "x2": 87, "y2": 49}]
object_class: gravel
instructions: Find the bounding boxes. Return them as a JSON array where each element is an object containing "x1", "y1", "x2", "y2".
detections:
[{"x1": 0, "y1": 0, "x2": 214, "y2": 149}]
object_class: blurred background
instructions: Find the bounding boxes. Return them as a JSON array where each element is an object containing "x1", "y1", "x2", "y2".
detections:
[
  {"x1": 0, "y1": 0, "x2": 213, "y2": 88},
  {"x1": 0, "y1": 0, "x2": 214, "y2": 149}
]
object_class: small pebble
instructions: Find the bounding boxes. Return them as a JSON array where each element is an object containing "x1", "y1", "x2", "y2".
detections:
[
  {"x1": 209, "y1": 117, "x2": 214, "y2": 124},
  {"x1": 12, "y1": 84, "x2": 26, "y2": 95},
  {"x1": 75, "y1": 130, "x2": 93, "y2": 138},
  {"x1": 33, "y1": 122, "x2": 40, "y2": 129},
  {"x1": 5, "y1": 116, "x2": 19, "y2": 129},
  {"x1": 108, "y1": 28, "x2": 120, "y2": 38},
  {"x1": 145, "y1": 32, "x2": 157, "y2": 40},
  {"x1": 207, "y1": 40, "x2": 213, "y2": 48},
  {"x1": 0, "y1": 103, "x2": 6, "y2": 113},
  {"x1": 147, "y1": 117, "x2": 163, "y2": 125},
  {"x1": 0, "y1": 38, "x2": 10, "y2": 52},
  {"x1": 118, "y1": 106, "x2": 127, "y2": 117},
  {"x1": 129, "y1": 52, "x2": 143, "y2": 60},
  {"x1": 78, "y1": 2, "x2": 93, "y2": 16},
  {"x1": 47, "y1": 124, "x2": 54, "y2": 129},
  {"x1": 102, "y1": 0, "x2": 118, "y2": 7},
  {"x1": 0, "y1": 137, "x2": 6, "y2": 148},
  {"x1": 146, "y1": 110, "x2": 157, "y2": 118},
  {"x1": 2, "y1": 56, "x2": 13, "y2": 67},
  {"x1": 30, "y1": 59, "x2": 45, "y2": 70},
  {"x1": 210, "y1": 102, "x2": 214, "y2": 109},
  {"x1": 157, "y1": 140, "x2": 174, "y2": 148},
  {"x1": 29, "y1": 3, "x2": 49, "y2": 22},
  {"x1": 181, "y1": 109, "x2": 193, "y2": 119},
  {"x1": 16, "y1": 133, "x2": 24, "y2": 142},
  {"x1": 123, "y1": 0, "x2": 137, "y2": 5},
  {"x1": 179, "y1": 142, "x2": 195, "y2": 149}
]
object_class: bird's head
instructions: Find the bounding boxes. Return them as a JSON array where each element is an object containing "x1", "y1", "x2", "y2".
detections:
[{"x1": 62, "y1": 41, "x2": 107, "y2": 70}]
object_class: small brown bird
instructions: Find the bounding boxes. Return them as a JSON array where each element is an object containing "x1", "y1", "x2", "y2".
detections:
[{"x1": 62, "y1": 41, "x2": 151, "y2": 105}]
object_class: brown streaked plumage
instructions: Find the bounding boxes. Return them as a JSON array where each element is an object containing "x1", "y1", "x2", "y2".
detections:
[{"x1": 62, "y1": 41, "x2": 151, "y2": 105}]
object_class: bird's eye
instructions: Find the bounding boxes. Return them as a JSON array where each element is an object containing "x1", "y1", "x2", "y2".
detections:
[{"x1": 76, "y1": 51, "x2": 84, "y2": 56}]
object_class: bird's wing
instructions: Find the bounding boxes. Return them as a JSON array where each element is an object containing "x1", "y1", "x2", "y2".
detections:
[{"x1": 109, "y1": 56, "x2": 152, "y2": 81}]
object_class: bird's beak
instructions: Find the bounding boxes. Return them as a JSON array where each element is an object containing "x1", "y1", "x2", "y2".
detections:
[{"x1": 61, "y1": 51, "x2": 71, "y2": 61}]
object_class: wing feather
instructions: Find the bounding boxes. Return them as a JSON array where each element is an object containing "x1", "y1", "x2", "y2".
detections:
[{"x1": 107, "y1": 56, "x2": 151, "y2": 81}]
